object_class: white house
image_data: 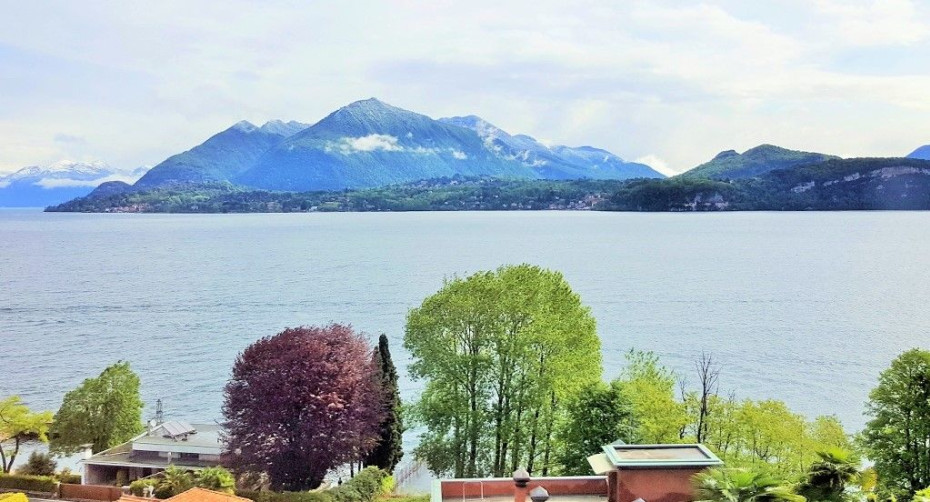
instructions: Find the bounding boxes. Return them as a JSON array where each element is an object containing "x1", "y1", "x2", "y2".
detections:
[{"x1": 82, "y1": 421, "x2": 225, "y2": 485}]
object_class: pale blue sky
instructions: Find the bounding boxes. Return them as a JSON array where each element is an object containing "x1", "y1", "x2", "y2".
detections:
[{"x1": 1, "y1": 0, "x2": 928, "y2": 175}]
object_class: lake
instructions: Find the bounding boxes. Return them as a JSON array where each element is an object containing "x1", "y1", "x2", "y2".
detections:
[{"x1": 1, "y1": 209, "x2": 928, "y2": 445}]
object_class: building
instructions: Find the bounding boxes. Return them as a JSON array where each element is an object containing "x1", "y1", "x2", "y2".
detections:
[
  {"x1": 82, "y1": 421, "x2": 225, "y2": 485},
  {"x1": 433, "y1": 443, "x2": 723, "y2": 502}
]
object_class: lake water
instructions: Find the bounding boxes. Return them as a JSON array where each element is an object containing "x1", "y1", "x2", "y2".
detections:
[{"x1": 1, "y1": 209, "x2": 929, "y2": 446}]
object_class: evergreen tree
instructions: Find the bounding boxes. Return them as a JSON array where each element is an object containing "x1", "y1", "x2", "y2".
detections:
[{"x1": 364, "y1": 334, "x2": 404, "y2": 473}]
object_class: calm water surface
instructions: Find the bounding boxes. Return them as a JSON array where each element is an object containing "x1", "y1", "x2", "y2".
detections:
[{"x1": 2, "y1": 210, "x2": 929, "y2": 440}]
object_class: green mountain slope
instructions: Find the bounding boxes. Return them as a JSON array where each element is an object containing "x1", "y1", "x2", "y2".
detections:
[{"x1": 680, "y1": 144, "x2": 838, "y2": 180}]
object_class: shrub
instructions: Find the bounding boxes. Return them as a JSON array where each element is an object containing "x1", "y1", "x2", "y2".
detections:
[
  {"x1": 0, "y1": 473, "x2": 58, "y2": 493},
  {"x1": 0, "y1": 494, "x2": 29, "y2": 502},
  {"x1": 16, "y1": 452, "x2": 56, "y2": 477},
  {"x1": 380, "y1": 475, "x2": 395, "y2": 496},
  {"x1": 57, "y1": 468, "x2": 81, "y2": 484},
  {"x1": 129, "y1": 479, "x2": 158, "y2": 496},
  {"x1": 196, "y1": 466, "x2": 236, "y2": 494}
]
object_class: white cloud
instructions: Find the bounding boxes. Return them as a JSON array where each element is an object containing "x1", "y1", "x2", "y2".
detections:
[
  {"x1": 634, "y1": 155, "x2": 677, "y2": 177},
  {"x1": 34, "y1": 171, "x2": 145, "y2": 189},
  {"x1": 328, "y1": 134, "x2": 403, "y2": 154},
  {"x1": 0, "y1": 180, "x2": 10, "y2": 188},
  {"x1": 814, "y1": 0, "x2": 928, "y2": 46},
  {"x1": 451, "y1": 149, "x2": 467, "y2": 160}
]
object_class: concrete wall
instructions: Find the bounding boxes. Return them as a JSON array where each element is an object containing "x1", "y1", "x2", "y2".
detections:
[{"x1": 615, "y1": 468, "x2": 703, "y2": 502}]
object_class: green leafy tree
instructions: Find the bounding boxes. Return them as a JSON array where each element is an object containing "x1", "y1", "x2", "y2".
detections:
[
  {"x1": 16, "y1": 451, "x2": 56, "y2": 476},
  {"x1": 405, "y1": 264, "x2": 601, "y2": 478},
  {"x1": 798, "y1": 448, "x2": 861, "y2": 502},
  {"x1": 862, "y1": 349, "x2": 930, "y2": 499},
  {"x1": 50, "y1": 361, "x2": 144, "y2": 454},
  {"x1": 195, "y1": 466, "x2": 235, "y2": 494},
  {"x1": 912, "y1": 488, "x2": 930, "y2": 502},
  {"x1": 555, "y1": 381, "x2": 633, "y2": 474},
  {"x1": 364, "y1": 334, "x2": 404, "y2": 473},
  {"x1": 159, "y1": 465, "x2": 194, "y2": 497},
  {"x1": 693, "y1": 468, "x2": 804, "y2": 502},
  {"x1": 614, "y1": 350, "x2": 688, "y2": 443},
  {"x1": 0, "y1": 396, "x2": 53, "y2": 473}
]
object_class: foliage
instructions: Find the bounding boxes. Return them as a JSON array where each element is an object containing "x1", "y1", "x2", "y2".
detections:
[
  {"x1": 862, "y1": 349, "x2": 930, "y2": 498},
  {"x1": 693, "y1": 468, "x2": 805, "y2": 502},
  {"x1": 49, "y1": 361, "x2": 144, "y2": 454},
  {"x1": 554, "y1": 381, "x2": 633, "y2": 474},
  {"x1": 160, "y1": 465, "x2": 194, "y2": 497},
  {"x1": 223, "y1": 325, "x2": 383, "y2": 491},
  {"x1": 798, "y1": 448, "x2": 861, "y2": 502},
  {"x1": 0, "y1": 396, "x2": 53, "y2": 473},
  {"x1": 57, "y1": 468, "x2": 81, "y2": 484},
  {"x1": 364, "y1": 335, "x2": 404, "y2": 473},
  {"x1": 129, "y1": 478, "x2": 158, "y2": 496},
  {"x1": 0, "y1": 473, "x2": 58, "y2": 493},
  {"x1": 236, "y1": 467, "x2": 387, "y2": 502},
  {"x1": 196, "y1": 466, "x2": 236, "y2": 494},
  {"x1": 15, "y1": 451, "x2": 55, "y2": 476},
  {"x1": 0, "y1": 493, "x2": 28, "y2": 502},
  {"x1": 913, "y1": 488, "x2": 930, "y2": 502},
  {"x1": 614, "y1": 350, "x2": 688, "y2": 443},
  {"x1": 405, "y1": 264, "x2": 601, "y2": 477}
]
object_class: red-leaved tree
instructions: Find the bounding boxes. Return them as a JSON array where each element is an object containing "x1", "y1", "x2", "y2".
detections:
[{"x1": 223, "y1": 324, "x2": 383, "y2": 491}]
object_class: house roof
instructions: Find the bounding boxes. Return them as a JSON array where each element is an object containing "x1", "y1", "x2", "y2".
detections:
[
  {"x1": 83, "y1": 422, "x2": 225, "y2": 469},
  {"x1": 132, "y1": 423, "x2": 223, "y2": 454},
  {"x1": 595, "y1": 443, "x2": 723, "y2": 470},
  {"x1": 165, "y1": 487, "x2": 251, "y2": 502}
]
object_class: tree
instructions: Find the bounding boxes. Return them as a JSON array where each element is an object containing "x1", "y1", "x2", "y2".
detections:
[
  {"x1": 798, "y1": 448, "x2": 861, "y2": 502},
  {"x1": 614, "y1": 350, "x2": 688, "y2": 443},
  {"x1": 862, "y1": 349, "x2": 930, "y2": 499},
  {"x1": 50, "y1": 361, "x2": 144, "y2": 454},
  {"x1": 693, "y1": 468, "x2": 804, "y2": 502},
  {"x1": 159, "y1": 465, "x2": 193, "y2": 497},
  {"x1": 405, "y1": 264, "x2": 601, "y2": 478},
  {"x1": 0, "y1": 396, "x2": 53, "y2": 473},
  {"x1": 555, "y1": 381, "x2": 633, "y2": 475},
  {"x1": 223, "y1": 324, "x2": 383, "y2": 491},
  {"x1": 364, "y1": 334, "x2": 404, "y2": 473},
  {"x1": 195, "y1": 466, "x2": 235, "y2": 494},
  {"x1": 16, "y1": 451, "x2": 56, "y2": 476}
]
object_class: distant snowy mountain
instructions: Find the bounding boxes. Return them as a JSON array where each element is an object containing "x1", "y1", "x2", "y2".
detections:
[
  {"x1": 439, "y1": 115, "x2": 663, "y2": 180},
  {"x1": 0, "y1": 161, "x2": 148, "y2": 207}
]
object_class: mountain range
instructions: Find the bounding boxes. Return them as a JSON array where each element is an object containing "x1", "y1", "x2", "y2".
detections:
[
  {"x1": 0, "y1": 161, "x2": 146, "y2": 207},
  {"x1": 133, "y1": 98, "x2": 663, "y2": 192}
]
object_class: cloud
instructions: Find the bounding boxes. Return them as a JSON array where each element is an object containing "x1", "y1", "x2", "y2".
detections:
[
  {"x1": 634, "y1": 155, "x2": 677, "y2": 176},
  {"x1": 451, "y1": 150, "x2": 467, "y2": 160},
  {"x1": 34, "y1": 171, "x2": 145, "y2": 189},
  {"x1": 0, "y1": 180, "x2": 9, "y2": 188},
  {"x1": 814, "y1": 0, "x2": 928, "y2": 46},
  {"x1": 328, "y1": 134, "x2": 403, "y2": 154},
  {"x1": 53, "y1": 133, "x2": 87, "y2": 145}
]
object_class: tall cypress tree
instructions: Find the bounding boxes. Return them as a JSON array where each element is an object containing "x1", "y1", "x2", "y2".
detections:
[{"x1": 365, "y1": 334, "x2": 404, "y2": 472}]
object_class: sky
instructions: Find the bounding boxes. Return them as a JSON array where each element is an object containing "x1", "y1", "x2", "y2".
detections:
[{"x1": 1, "y1": 0, "x2": 929, "y2": 176}]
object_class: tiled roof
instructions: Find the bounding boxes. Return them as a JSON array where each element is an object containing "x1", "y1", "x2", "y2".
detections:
[{"x1": 166, "y1": 487, "x2": 251, "y2": 502}]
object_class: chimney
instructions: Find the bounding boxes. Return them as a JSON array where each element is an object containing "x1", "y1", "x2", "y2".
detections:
[
  {"x1": 530, "y1": 487, "x2": 550, "y2": 502},
  {"x1": 513, "y1": 468, "x2": 530, "y2": 502}
]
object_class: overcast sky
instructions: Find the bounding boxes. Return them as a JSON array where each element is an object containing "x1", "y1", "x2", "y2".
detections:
[{"x1": 1, "y1": 0, "x2": 928, "y2": 175}]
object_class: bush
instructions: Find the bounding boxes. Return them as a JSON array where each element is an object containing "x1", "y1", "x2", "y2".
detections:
[
  {"x1": 0, "y1": 473, "x2": 58, "y2": 493},
  {"x1": 0, "y1": 494, "x2": 29, "y2": 502},
  {"x1": 129, "y1": 479, "x2": 158, "y2": 496},
  {"x1": 57, "y1": 468, "x2": 81, "y2": 484},
  {"x1": 236, "y1": 467, "x2": 386, "y2": 502},
  {"x1": 380, "y1": 476, "x2": 395, "y2": 495},
  {"x1": 196, "y1": 466, "x2": 235, "y2": 494},
  {"x1": 16, "y1": 452, "x2": 56, "y2": 477},
  {"x1": 153, "y1": 483, "x2": 174, "y2": 500}
]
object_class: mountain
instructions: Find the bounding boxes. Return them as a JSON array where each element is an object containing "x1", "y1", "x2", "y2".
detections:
[
  {"x1": 0, "y1": 161, "x2": 146, "y2": 207},
  {"x1": 439, "y1": 115, "x2": 663, "y2": 180},
  {"x1": 134, "y1": 120, "x2": 309, "y2": 188},
  {"x1": 907, "y1": 145, "x2": 930, "y2": 160},
  {"x1": 679, "y1": 144, "x2": 838, "y2": 180},
  {"x1": 236, "y1": 99, "x2": 538, "y2": 191},
  {"x1": 605, "y1": 157, "x2": 930, "y2": 211}
]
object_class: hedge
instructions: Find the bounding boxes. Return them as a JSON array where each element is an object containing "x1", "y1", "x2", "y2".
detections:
[
  {"x1": 0, "y1": 493, "x2": 29, "y2": 502},
  {"x1": 0, "y1": 473, "x2": 57, "y2": 493},
  {"x1": 238, "y1": 467, "x2": 387, "y2": 502}
]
